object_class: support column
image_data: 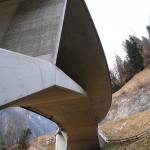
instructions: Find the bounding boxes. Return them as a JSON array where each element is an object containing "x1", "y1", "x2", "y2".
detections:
[
  {"x1": 55, "y1": 131, "x2": 67, "y2": 150},
  {"x1": 98, "y1": 128, "x2": 109, "y2": 150}
]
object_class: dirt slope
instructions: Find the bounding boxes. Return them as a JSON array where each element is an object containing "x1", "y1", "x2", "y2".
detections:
[
  {"x1": 100, "y1": 110, "x2": 150, "y2": 140},
  {"x1": 100, "y1": 110, "x2": 150, "y2": 150},
  {"x1": 101, "y1": 68, "x2": 150, "y2": 124},
  {"x1": 28, "y1": 134, "x2": 55, "y2": 150},
  {"x1": 113, "y1": 68, "x2": 150, "y2": 98}
]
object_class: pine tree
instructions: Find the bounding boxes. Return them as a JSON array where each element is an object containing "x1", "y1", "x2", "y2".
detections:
[
  {"x1": 123, "y1": 36, "x2": 144, "y2": 75},
  {"x1": 18, "y1": 128, "x2": 32, "y2": 150}
]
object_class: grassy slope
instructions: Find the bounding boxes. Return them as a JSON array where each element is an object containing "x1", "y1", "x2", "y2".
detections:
[
  {"x1": 106, "y1": 133, "x2": 150, "y2": 150},
  {"x1": 100, "y1": 110, "x2": 150, "y2": 150},
  {"x1": 113, "y1": 68, "x2": 150, "y2": 98},
  {"x1": 29, "y1": 134, "x2": 55, "y2": 150},
  {"x1": 100, "y1": 69, "x2": 150, "y2": 149},
  {"x1": 100, "y1": 110, "x2": 150, "y2": 140}
]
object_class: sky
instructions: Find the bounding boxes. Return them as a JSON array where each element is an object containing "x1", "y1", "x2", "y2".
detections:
[{"x1": 85, "y1": 0, "x2": 150, "y2": 69}]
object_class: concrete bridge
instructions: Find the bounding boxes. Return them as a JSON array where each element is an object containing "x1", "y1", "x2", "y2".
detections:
[{"x1": 0, "y1": 0, "x2": 112, "y2": 149}]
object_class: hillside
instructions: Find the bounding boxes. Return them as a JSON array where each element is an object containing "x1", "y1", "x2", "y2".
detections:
[
  {"x1": 101, "y1": 68, "x2": 150, "y2": 124},
  {"x1": 100, "y1": 110, "x2": 150, "y2": 140},
  {"x1": 99, "y1": 68, "x2": 150, "y2": 149},
  {"x1": 28, "y1": 134, "x2": 55, "y2": 150},
  {"x1": 99, "y1": 110, "x2": 150, "y2": 150},
  {"x1": 106, "y1": 134, "x2": 150, "y2": 150},
  {"x1": 113, "y1": 67, "x2": 150, "y2": 98}
]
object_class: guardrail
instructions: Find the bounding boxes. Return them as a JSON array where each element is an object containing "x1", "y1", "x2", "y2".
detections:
[
  {"x1": 98, "y1": 128, "x2": 150, "y2": 149},
  {"x1": 106, "y1": 128, "x2": 150, "y2": 145}
]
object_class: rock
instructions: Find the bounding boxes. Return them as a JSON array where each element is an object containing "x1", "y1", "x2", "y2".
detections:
[{"x1": 27, "y1": 146, "x2": 38, "y2": 150}]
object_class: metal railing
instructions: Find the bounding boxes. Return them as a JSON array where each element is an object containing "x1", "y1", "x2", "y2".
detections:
[
  {"x1": 98, "y1": 128, "x2": 150, "y2": 148},
  {"x1": 106, "y1": 128, "x2": 150, "y2": 145}
]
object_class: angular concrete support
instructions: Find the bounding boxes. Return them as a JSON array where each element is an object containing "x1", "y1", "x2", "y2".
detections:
[
  {"x1": 0, "y1": 48, "x2": 85, "y2": 108},
  {"x1": 0, "y1": 48, "x2": 99, "y2": 149},
  {"x1": 55, "y1": 131, "x2": 67, "y2": 150}
]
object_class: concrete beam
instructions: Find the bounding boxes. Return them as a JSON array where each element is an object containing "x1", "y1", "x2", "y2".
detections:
[{"x1": 0, "y1": 48, "x2": 85, "y2": 108}]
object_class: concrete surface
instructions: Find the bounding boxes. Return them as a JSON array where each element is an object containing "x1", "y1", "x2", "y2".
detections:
[
  {"x1": 0, "y1": 0, "x2": 112, "y2": 150},
  {"x1": 56, "y1": 131, "x2": 67, "y2": 150},
  {"x1": 0, "y1": 0, "x2": 67, "y2": 64},
  {"x1": 0, "y1": 48, "x2": 85, "y2": 107},
  {"x1": 0, "y1": 0, "x2": 20, "y2": 43},
  {"x1": 56, "y1": 1, "x2": 112, "y2": 149},
  {"x1": 98, "y1": 129, "x2": 109, "y2": 149}
]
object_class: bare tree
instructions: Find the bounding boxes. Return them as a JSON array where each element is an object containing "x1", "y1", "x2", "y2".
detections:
[
  {"x1": 115, "y1": 55, "x2": 130, "y2": 86},
  {"x1": 0, "y1": 108, "x2": 30, "y2": 148}
]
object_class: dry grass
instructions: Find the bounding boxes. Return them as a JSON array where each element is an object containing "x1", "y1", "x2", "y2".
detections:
[
  {"x1": 113, "y1": 68, "x2": 150, "y2": 98},
  {"x1": 100, "y1": 110, "x2": 150, "y2": 140},
  {"x1": 29, "y1": 134, "x2": 55, "y2": 150},
  {"x1": 100, "y1": 68, "x2": 150, "y2": 149},
  {"x1": 106, "y1": 133, "x2": 150, "y2": 150}
]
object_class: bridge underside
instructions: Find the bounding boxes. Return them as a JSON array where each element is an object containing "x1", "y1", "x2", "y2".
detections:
[
  {"x1": 0, "y1": 49, "x2": 100, "y2": 149},
  {"x1": 13, "y1": 88, "x2": 100, "y2": 150},
  {"x1": 0, "y1": 0, "x2": 111, "y2": 149}
]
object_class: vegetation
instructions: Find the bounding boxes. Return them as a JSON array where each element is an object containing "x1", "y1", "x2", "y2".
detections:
[
  {"x1": 0, "y1": 107, "x2": 57, "y2": 149},
  {"x1": 18, "y1": 128, "x2": 32, "y2": 149},
  {"x1": 123, "y1": 36, "x2": 144, "y2": 75},
  {"x1": 109, "y1": 70, "x2": 121, "y2": 93},
  {"x1": 106, "y1": 133, "x2": 150, "y2": 150},
  {"x1": 0, "y1": 128, "x2": 32, "y2": 150},
  {"x1": 29, "y1": 134, "x2": 55, "y2": 150},
  {"x1": 110, "y1": 24, "x2": 150, "y2": 93},
  {"x1": 100, "y1": 110, "x2": 150, "y2": 140},
  {"x1": 100, "y1": 110, "x2": 150, "y2": 150},
  {"x1": 134, "y1": 26, "x2": 150, "y2": 68},
  {"x1": 0, "y1": 108, "x2": 31, "y2": 149}
]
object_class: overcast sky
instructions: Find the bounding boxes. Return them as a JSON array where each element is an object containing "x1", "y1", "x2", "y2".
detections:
[{"x1": 85, "y1": 0, "x2": 150, "y2": 69}]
